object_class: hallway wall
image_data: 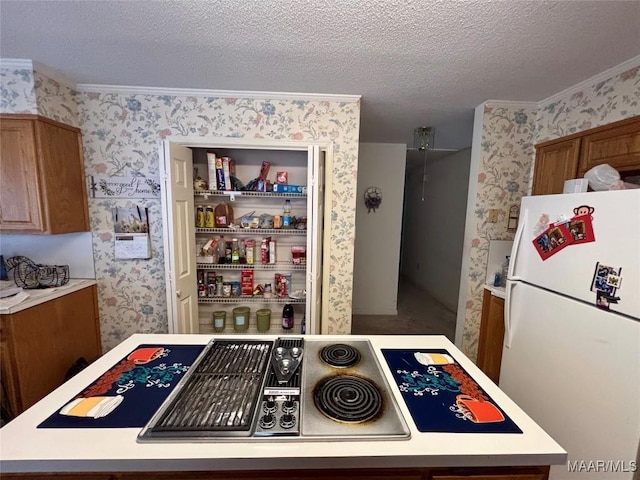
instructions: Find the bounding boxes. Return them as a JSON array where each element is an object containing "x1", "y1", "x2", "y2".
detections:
[
  {"x1": 353, "y1": 143, "x2": 406, "y2": 315},
  {"x1": 401, "y1": 148, "x2": 471, "y2": 312}
]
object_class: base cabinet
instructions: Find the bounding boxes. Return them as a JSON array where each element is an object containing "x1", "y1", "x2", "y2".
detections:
[
  {"x1": 1, "y1": 465, "x2": 550, "y2": 479},
  {"x1": 0, "y1": 285, "x2": 102, "y2": 417},
  {"x1": 476, "y1": 289, "x2": 505, "y2": 384}
]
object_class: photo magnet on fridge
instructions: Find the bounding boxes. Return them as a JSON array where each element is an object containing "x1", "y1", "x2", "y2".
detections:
[
  {"x1": 532, "y1": 221, "x2": 573, "y2": 260},
  {"x1": 591, "y1": 262, "x2": 622, "y2": 309},
  {"x1": 566, "y1": 214, "x2": 596, "y2": 245}
]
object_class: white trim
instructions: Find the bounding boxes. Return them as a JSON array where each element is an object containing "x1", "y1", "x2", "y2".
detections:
[
  {"x1": 76, "y1": 83, "x2": 361, "y2": 103},
  {"x1": 165, "y1": 135, "x2": 333, "y2": 151},
  {"x1": 0, "y1": 58, "x2": 33, "y2": 70},
  {"x1": 482, "y1": 100, "x2": 538, "y2": 109},
  {"x1": 539, "y1": 55, "x2": 640, "y2": 106},
  {"x1": 455, "y1": 103, "x2": 486, "y2": 349},
  {"x1": 32, "y1": 61, "x2": 78, "y2": 90}
]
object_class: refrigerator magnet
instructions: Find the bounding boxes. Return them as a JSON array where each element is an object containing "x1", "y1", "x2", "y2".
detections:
[
  {"x1": 567, "y1": 214, "x2": 596, "y2": 244},
  {"x1": 590, "y1": 262, "x2": 622, "y2": 294},
  {"x1": 532, "y1": 222, "x2": 573, "y2": 260}
]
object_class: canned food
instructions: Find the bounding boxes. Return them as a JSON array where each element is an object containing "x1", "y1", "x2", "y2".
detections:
[
  {"x1": 204, "y1": 205, "x2": 215, "y2": 228},
  {"x1": 195, "y1": 205, "x2": 205, "y2": 228}
]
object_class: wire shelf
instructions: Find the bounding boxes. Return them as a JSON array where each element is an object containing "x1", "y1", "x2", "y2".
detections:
[
  {"x1": 198, "y1": 296, "x2": 306, "y2": 305},
  {"x1": 194, "y1": 190, "x2": 307, "y2": 199},
  {"x1": 196, "y1": 262, "x2": 306, "y2": 271},
  {"x1": 196, "y1": 227, "x2": 307, "y2": 235}
]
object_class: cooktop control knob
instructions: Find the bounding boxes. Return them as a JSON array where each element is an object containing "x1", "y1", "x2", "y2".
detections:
[
  {"x1": 263, "y1": 400, "x2": 277, "y2": 413},
  {"x1": 259, "y1": 414, "x2": 276, "y2": 429},
  {"x1": 279, "y1": 413, "x2": 296, "y2": 429},
  {"x1": 282, "y1": 400, "x2": 296, "y2": 413}
]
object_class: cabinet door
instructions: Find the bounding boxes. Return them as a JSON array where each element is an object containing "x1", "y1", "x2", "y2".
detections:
[
  {"x1": 35, "y1": 119, "x2": 90, "y2": 233},
  {"x1": 1, "y1": 286, "x2": 101, "y2": 415},
  {"x1": 531, "y1": 138, "x2": 581, "y2": 195},
  {"x1": 476, "y1": 289, "x2": 505, "y2": 384},
  {"x1": 0, "y1": 119, "x2": 43, "y2": 230},
  {"x1": 577, "y1": 117, "x2": 640, "y2": 177}
]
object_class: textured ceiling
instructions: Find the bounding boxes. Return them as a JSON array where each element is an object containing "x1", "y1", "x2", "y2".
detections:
[{"x1": 1, "y1": 1, "x2": 639, "y2": 149}]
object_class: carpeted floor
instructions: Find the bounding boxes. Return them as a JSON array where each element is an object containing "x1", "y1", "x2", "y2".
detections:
[{"x1": 351, "y1": 276, "x2": 456, "y2": 341}]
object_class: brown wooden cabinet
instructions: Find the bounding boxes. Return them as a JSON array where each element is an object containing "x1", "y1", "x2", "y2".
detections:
[
  {"x1": 0, "y1": 114, "x2": 90, "y2": 234},
  {"x1": 532, "y1": 115, "x2": 640, "y2": 195},
  {"x1": 476, "y1": 288, "x2": 505, "y2": 384},
  {"x1": 531, "y1": 138, "x2": 581, "y2": 195},
  {"x1": 1, "y1": 465, "x2": 551, "y2": 479},
  {"x1": 0, "y1": 285, "x2": 102, "y2": 417}
]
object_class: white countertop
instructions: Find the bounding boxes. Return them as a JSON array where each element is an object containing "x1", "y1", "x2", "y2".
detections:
[
  {"x1": 484, "y1": 284, "x2": 506, "y2": 299},
  {"x1": 0, "y1": 334, "x2": 566, "y2": 473},
  {"x1": 0, "y1": 279, "x2": 97, "y2": 314}
]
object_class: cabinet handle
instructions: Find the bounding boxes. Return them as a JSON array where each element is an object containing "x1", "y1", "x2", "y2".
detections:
[{"x1": 176, "y1": 290, "x2": 182, "y2": 298}]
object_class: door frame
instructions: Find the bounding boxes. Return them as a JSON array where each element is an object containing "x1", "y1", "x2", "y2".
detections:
[{"x1": 160, "y1": 136, "x2": 334, "y2": 335}]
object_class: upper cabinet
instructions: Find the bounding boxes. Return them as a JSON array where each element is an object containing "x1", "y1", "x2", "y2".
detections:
[
  {"x1": 0, "y1": 115, "x2": 89, "y2": 234},
  {"x1": 531, "y1": 138, "x2": 581, "y2": 195},
  {"x1": 532, "y1": 115, "x2": 640, "y2": 195}
]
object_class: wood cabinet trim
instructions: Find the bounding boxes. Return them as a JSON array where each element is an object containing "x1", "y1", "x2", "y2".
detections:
[
  {"x1": 0, "y1": 114, "x2": 81, "y2": 133},
  {"x1": 535, "y1": 115, "x2": 640, "y2": 150}
]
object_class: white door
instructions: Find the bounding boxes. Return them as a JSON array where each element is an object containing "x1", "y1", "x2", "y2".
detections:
[
  {"x1": 500, "y1": 281, "x2": 639, "y2": 480},
  {"x1": 307, "y1": 146, "x2": 325, "y2": 334},
  {"x1": 161, "y1": 142, "x2": 198, "y2": 333}
]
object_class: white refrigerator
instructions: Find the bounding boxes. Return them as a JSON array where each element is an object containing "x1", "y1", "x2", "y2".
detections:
[{"x1": 500, "y1": 189, "x2": 640, "y2": 480}]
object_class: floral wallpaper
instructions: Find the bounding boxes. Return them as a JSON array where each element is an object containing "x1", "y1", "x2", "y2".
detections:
[
  {"x1": 80, "y1": 93, "x2": 360, "y2": 349},
  {"x1": 461, "y1": 59, "x2": 640, "y2": 361},
  {"x1": 1, "y1": 62, "x2": 360, "y2": 351},
  {"x1": 537, "y1": 64, "x2": 640, "y2": 142},
  {"x1": 0, "y1": 65, "x2": 37, "y2": 113},
  {"x1": 460, "y1": 103, "x2": 537, "y2": 360},
  {"x1": 34, "y1": 71, "x2": 80, "y2": 127}
]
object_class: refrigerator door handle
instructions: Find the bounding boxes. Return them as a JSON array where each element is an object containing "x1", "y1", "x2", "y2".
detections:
[
  {"x1": 508, "y1": 207, "x2": 527, "y2": 281},
  {"x1": 504, "y1": 281, "x2": 516, "y2": 348}
]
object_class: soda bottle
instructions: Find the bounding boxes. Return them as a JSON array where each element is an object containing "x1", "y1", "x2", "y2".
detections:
[
  {"x1": 282, "y1": 303, "x2": 294, "y2": 330},
  {"x1": 231, "y1": 238, "x2": 240, "y2": 264},
  {"x1": 282, "y1": 199, "x2": 292, "y2": 229},
  {"x1": 217, "y1": 235, "x2": 226, "y2": 264}
]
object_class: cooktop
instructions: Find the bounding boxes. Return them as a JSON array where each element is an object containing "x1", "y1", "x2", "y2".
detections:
[{"x1": 137, "y1": 337, "x2": 410, "y2": 442}]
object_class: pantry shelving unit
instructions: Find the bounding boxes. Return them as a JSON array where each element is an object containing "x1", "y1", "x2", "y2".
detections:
[{"x1": 161, "y1": 139, "x2": 326, "y2": 337}]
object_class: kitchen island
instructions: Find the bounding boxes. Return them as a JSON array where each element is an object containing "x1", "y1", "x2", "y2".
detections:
[{"x1": 0, "y1": 334, "x2": 566, "y2": 479}]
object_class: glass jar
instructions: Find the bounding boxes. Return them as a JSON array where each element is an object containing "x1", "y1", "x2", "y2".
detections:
[
  {"x1": 256, "y1": 309, "x2": 271, "y2": 332},
  {"x1": 213, "y1": 311, "x2": 226, "y2": 332},
  {"x1": 233, "y1": 306, "x2": 250, "y2": 332}
]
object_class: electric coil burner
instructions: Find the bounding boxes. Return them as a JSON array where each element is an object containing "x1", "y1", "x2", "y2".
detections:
[
  {"x1": 319, "y1": 344, "x2": 361, "y2": 367},
  {"x1": 313, "y1": 375, "x2": 382, "y2": 423},
  {"x1": 301, "y1": 339, "x2": 410, "y2": 440}
]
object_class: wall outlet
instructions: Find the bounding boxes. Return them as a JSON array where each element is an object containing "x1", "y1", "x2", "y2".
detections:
[{"x1": 488, "y1": 209, "x2": 500, "y2": 223}]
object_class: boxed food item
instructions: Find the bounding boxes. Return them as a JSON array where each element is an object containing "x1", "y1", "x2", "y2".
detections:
[
  {"x1": 274, "y1": 273, "x2": 291, "y2": 298},
  {"x1": 272, "y1": 184, "x2": 306, "y2": 194},
  {"x1": 241, "y1": 269, "x2": 254, "y2": 296}
]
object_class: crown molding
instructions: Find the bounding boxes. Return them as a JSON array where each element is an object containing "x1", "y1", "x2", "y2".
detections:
[
  {"x1": 482, "y1": 100, "x2": 538, "y2": 109},
  {"x1": 0, "y1": 58, "x2": 33, "y2": 70},
  {"x1": 76, "y1": 83, "x2": 361, "y2": 103},
  {"x1": 539, "y1": 55, "x2": 640, "y2": 106}
]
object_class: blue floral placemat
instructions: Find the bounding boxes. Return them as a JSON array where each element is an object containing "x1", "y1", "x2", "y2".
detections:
[
  {"x1": 382, "y1": 348, "x2": 522, "y2": 434},
  {"x1": 38, "y1": 344, "x2": 205, "y2": 429}
]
